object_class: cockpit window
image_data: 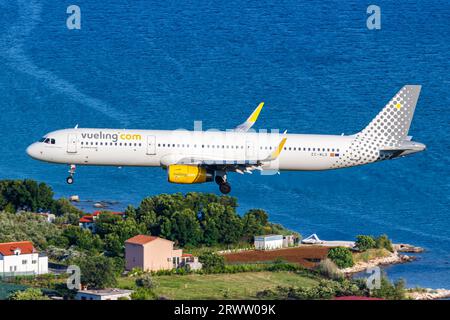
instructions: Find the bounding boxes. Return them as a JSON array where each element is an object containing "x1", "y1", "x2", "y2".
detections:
[{"x1": 39, "y1": 138, "x2": 55, "y2": 144}]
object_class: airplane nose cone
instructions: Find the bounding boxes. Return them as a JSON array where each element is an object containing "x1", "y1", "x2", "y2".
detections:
[{"x1": 26, "y1": 143, "x2": 41, "y2": 160}]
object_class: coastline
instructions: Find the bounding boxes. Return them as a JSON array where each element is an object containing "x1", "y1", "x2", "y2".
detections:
[
  {"x1": 340, "y1": 251, "x2": 416, "y2": 275},
  {"x1": 338, "y1": 245, "x2": 450, "y2": 300}
]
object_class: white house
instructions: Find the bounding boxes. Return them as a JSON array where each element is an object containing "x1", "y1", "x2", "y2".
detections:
[
  {"x1": 0, "y1": 241, "x2": 48, "y2": 277},
  {"x1": 75, "y1": 288, "x2": 133, "y2": 300},
  {"x1": 254, "y1": 235, "x2": 284, "y2": 250}
]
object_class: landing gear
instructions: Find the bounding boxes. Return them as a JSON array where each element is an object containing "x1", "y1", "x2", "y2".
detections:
[
  {"x1": 219, "y1": 183, "x2": 231, "y2": 194},
  {"x1": 215, "y1": 172, "x2": 231, "y2": 194},
  {"x1": 66, "y1": 164, "x2": 76, "y2": 185}
]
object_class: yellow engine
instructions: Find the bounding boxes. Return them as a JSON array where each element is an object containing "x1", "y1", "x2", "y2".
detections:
[{"x1": 167, "y1": 165, "x2": 214, "y2": 184}]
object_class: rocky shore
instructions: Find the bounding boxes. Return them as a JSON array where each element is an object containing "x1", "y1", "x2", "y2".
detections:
[
  {"x1": 393, "y1": 243, "x2": 424, "y2": 253},
  {"x1": 340, "y1": 251, "x2": 415, "y2": 274},
  {"x1": 406, "y1": 288, "x2": 450, "y2": 300}
]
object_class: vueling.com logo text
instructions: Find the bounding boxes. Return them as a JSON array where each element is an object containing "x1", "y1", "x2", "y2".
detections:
[{"x1": 81, "y1": 131, "x2": 142, "y2": 143}]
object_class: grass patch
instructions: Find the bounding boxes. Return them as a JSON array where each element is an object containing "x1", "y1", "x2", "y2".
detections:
[
  {"x1": 353, "y1": 248, "x2": 392, "y2": 263},
  {"x1": 118, "y1": 271, "x2": 318, "y2": 300}
]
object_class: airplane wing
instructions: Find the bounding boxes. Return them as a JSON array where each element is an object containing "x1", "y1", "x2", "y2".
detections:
[
  {"x1": 160, "y1": 135, "x2": 287, "y2": 174},
  {"x1": 234, "y1": 102, "x2": 264, "y2": 132}
]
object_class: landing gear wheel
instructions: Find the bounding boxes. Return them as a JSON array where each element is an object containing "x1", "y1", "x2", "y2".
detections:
[
  {"x1": 219, "y1": 183, "x2": 231, "y2": 194},
  {"x1": 67, "y1": 164, "x2": 76, "y2": 185}
]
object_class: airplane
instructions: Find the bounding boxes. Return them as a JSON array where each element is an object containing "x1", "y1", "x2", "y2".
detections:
[{"x1": 26, "y1": 85, "x2": 426, "y2": 194}]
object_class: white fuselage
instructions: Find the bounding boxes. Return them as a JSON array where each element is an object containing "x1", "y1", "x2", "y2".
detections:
[{"x1": 26, "y1": 128, "x2": 356, "y2": 171}]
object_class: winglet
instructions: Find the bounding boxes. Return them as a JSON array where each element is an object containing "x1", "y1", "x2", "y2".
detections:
[
  {"x1": 235, "y1": 102, "x2": 264, "y2": 132},
  {"x1": 247, "y1": 102, "x2": 264, "y2": 123},
  {"x1": 265, "y1": 135, "x2": 287, "y2": 161}
]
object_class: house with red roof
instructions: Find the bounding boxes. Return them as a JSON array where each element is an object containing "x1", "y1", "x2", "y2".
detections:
[
  {"x1": 79, "y1": 211, "x2": 125, "y2": 232},
  {"x1": 0, "y1": 241, "x2": 48, "y2": 277},
  {"x1": 125, "y1": 235, "x2": 202, "y2": 272}
]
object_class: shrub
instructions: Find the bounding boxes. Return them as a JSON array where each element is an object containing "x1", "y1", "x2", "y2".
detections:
[
  {"x1": 198, "y1": 251, "x2": 225, "y2": 273},
  {"x1": 355, "y1": 235, "x2": 376, "y2": 251},
  {"x1": 135, "y1": 273, "x2": 157, "y2": 289},
  {"x1": 131, "y1": 287, "x2": 156, "y2": 300},
  {"x1": 256, "y1": 279, "x2": 365, "y2": 300},
  {"x1": 371, "y1": 277, "x2": 406, "y2": 300},
  {"x1": 327, "y1": 247, "x2": 354, "y2": 269},
  {"x1": 375, "y1": 234, "x2": 394, "y2": 252},
  {"x1": 8, "y1": 288, "x2": 50, "y2": 300},
  {"x1": 317, "y1": 258, "x2": 343, "y2": 280}
]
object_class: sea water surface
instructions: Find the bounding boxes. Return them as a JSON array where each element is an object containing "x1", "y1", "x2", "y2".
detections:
[{"x1": 0, "y1": 1, "x2": 449, "y2": 289}]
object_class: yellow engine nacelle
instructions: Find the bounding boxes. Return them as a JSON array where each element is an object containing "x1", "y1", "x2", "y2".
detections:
[{"x1": 167, "y1": 165, "x2": 214, "y2": 184}]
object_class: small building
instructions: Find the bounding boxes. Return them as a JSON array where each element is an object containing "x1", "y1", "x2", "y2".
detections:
[
  {"x1": 254, "y1": 234, "x2": 284, "y2": 250},
  {"x1": 79, "y1": 211, "x2": 125, "y2": 232},
  {"x1": 75, "y1": 288, "x2": 133, "y2": 300},
  {"x1": 283, "y1": 235, "x2": 298, "y2": 247},
  {"x1": 180, "y1": 254, "x2": 203, "y2": 271},
  {"x1": 33, "y1": 212, "x2": 56, "y2": 223},
  {"x1": 125, "y1": 235, "x2": 201, "y2": 272},
  {"x1": 0, "y1": 241, "x2": 48, "y2": 277}
]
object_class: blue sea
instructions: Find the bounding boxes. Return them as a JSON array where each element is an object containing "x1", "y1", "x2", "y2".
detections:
[{"x1": 0, "y1": 1, "x2": 448, "y2": 289}]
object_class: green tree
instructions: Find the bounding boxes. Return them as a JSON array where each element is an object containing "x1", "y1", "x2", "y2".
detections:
[
  {"x1": 199, "y1": 251, "x2": 225, "y2": 273},
  {"x1": 375, "y1": 234, "x2": 394, "y2": 252},
  {"x1": 171, "y1": 209, "x2": 202, "y2": 246},
  {"x1": 135, "y1": 273, "x2": 157, "y2": 289},
  {"x1": 76, "y1": 255, "x2": 118, "y2": 289},
  {"x1": 62, "y1": 226, "x2": 104, "y2": 252},
  {"x1": 355, "y1": 235, "x2": 376, "y2": 251},
  {"x1": 218, "y1": 207, "x2": 243, "y2": 244},
  {"x1": 327, "y1": 247, "x2": 354, "y2": 268},
  {"x1": 371, "y1": 276, "x2": 406, "y2": 300},
  {"x1": 137, "y1": 197, "x2": 158, "y2": 229},
  {"x1": 0, "y1": 180, "x2": 55, "y2": 212},
  {"x1": 0, "y1": 211, "x2": 63, "y2": 249},
  {"x1": 9, "y1": 288, "x2": 50, "y2": 300}
]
